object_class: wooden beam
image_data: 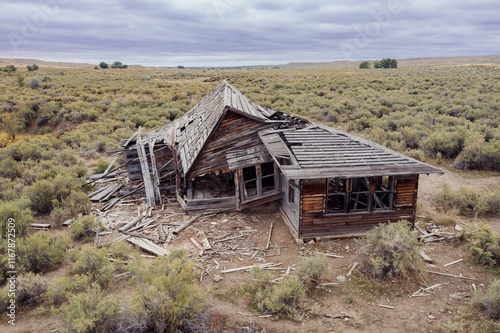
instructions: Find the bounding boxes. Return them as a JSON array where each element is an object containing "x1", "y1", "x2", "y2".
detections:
[
  {"x1": 266, "y1": 222, "x2": 274, "y2": 250},
  {"x1": 126, "y1": 236, "x2": 170, "y2": 256},
  {"x1": 172, "y1": 214, "x2": 203, "y2": 235}
]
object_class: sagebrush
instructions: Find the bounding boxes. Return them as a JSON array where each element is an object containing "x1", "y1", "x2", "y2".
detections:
[{"x1": 360, "y1": 220, "x2": 425, "y2": 280}]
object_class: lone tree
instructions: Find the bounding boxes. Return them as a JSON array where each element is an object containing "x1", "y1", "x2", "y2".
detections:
[
  {"x1": 98, "y1": 62, "x2": 109, "y2": 69},
  {"x1": 27, "y1": 64, "x2": 39, "y2": 71},
  {"x1": 111, "y1": 61, "x2": 128, "y2": 69},
  {"x1": 359, "y1": 61, "x2": 371, "y2": 69},
  {"x1": 1, "y1": 65, "x2": 17, "y2": 72},
  {"x1": 374, "y1": 58, "x2": 398, "y2": 69}
]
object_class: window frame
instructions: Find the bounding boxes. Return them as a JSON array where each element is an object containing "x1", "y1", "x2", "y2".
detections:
[{"x1": 326, "y1": 176, "x2": 396, "y2": 214}]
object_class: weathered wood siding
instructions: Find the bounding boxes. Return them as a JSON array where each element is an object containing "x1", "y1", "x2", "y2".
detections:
[
  {"x1": 299, "y1": 175, "x2": 419, "y2": 238},
  {"x1": 279, "y1": 174, "x2": 300, "y2": 232},
  {"x1": 124, "y1": 145, "x2": 174, "y2": 185},
  {"x1": 188, "y1": 111, "x2": 272, "y2": 179}
]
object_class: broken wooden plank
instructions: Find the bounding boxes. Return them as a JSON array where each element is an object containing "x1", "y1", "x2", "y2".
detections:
[
  {"x1": 266, "y1": 222, "x2": 274, "y2": 250},
  {"x1": 90, "y1": 184, "x2": 122, "y2": 202},
  {"x1": 214, "y1": 234, "x2": 247, "y2": 243},
  {"x1": 136, "y1": 129, "x2": 155, "y2": 207},
  {"x1": 173, "y1": 214, "x2": 202, "y2": 235},
  {"x1": 314, "y1": 251, "x2": 344, "y2": 258},
  {"x1": 118, "y1": 216, "x2": 144, "y2": 232},
  {"x1": 30, "y1": 223, "x2": 51, "y2": 229},
  {"x1": 221, "y1": 262, "x2": 279, "y2": 274},
  {"x1": 100, "y1": 184, "x2": 123, "y2": 202},
  {"x1": 62, "y1": 218, "x2": 75, "y2": 226},
  {"x1": 158, "y1": 225, "x2": 167, "y2": 242},
  {"x1": 100, "y1": 234, "x2": 130, "y2": 247},
  {"x1": 128, "y1": 216, "x2": 159, "y2": 232},
  {"x1": 420, "y1": 250, "x2": 433, "y2": 263},
  {"x1": 428, "y1": 271, "x2": 475, "y2": 280},
  {"x1": 190, "y1": 237, "x2": 204, "y2": 251},
  {"x1": 411, "y1": 283, "x2": 442, "y2": 297},
  {"x1": 121, "y1": 231, "x2": 166, "y2": 243},
  {"x1": 346, "y1": 262, "x2": 359, "y2": 277},
  {"x1": 199, "y1": 231, "x2": 212, "y2": 249},
  {"x1": 102, "y1": 197, "x2": 121, "y2": 211},
  {"x1": 443, "y1": 259, "x2": 463, "y2": 267},
  {"x1": 126, "y1": 236, "x2": 170, "y2": 256}
]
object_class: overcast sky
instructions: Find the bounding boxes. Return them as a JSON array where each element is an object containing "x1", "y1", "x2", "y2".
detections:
[{"x1": 1, "y1": 0, "x2": 499, "y2": 67}]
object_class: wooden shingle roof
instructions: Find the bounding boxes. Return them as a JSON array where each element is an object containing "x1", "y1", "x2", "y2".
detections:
[
  {"x1": 260, "y1": 125, "x2": 442, "y2": 179},
  {"x1": 175, "y1": 80, "x2": 278, "y2": 174}
]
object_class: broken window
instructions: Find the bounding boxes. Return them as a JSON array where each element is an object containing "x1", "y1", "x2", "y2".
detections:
[
  {"x1": 350, "y1": 178, "x2": 370, "y2": 212},
  {"x1": 261, "y1": 162, "x2": 275, "y2": 194},
  {"x1": 241, "y1": 162, "x2": 277, "y2": 201},
  {"x1": 243, "y1": 165, "x2": 257, "y2": 198},
  {"x1": 326, "y1": 177, "x2": 346, "y2": 213},
  {"x1": 327, "y1": 176, "x2": 395, "y2": 214},
  {"x1": 373, "y1": 176, "x2": 394, "y2": 210}
]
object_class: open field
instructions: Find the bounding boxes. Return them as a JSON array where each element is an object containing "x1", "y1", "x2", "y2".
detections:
[{"x1": 1, "y1": 59, "x2": 499, "y2": 332}]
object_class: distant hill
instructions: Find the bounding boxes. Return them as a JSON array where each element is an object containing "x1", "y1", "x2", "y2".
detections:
[
  {"x1": 0, "y1": 58, "x2": 145, "y2": 69},
  {"x1": 1, "y1": 55, "x2": 499, "y2": 69},
  {"x1": 281, "y1": 55, "x2": 500, "y2": 69},
  {"x1": 0, "y1": 58, "x2": 95, "y2": 68}
]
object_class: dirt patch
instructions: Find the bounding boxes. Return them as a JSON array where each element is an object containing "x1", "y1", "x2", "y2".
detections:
[{"x1": 3, "y1": 169, "x2": 499, "y2": 332}]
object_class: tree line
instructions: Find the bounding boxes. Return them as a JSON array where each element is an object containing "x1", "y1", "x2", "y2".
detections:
[
  {"x1": 359, "y1": 58, "x2": 398, "y2": 69},
  {"x1": 96, "y1": 61, "x2": 128, "y2": 69}
]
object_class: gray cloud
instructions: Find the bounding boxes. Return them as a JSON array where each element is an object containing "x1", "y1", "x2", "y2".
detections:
[{"x1": 0, "y1": 0, "x2": 498, "y2": 66}]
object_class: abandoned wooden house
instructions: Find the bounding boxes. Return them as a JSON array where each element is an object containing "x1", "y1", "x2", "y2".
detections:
[{"x1": 122, "y1": 80, "x2": 442, "y2": 239}]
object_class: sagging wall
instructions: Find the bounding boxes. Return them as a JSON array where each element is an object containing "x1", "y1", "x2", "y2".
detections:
[
  {"x1": 124, "y1": 144, "x2": 174, "y2": 186},
  {"x1": 181, "y1": 111, "x2": 274, "y2": 211},
  {"x1": 299, "y1": 175, "x2": 419, "y2": 238},
  {"x1": 188, "y1": 111, "x2": 272, "y2": 179}
]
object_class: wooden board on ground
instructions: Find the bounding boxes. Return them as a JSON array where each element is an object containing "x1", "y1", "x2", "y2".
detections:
[{"x1": 126, "y1": 236, "x2": 170, "y2": 256}]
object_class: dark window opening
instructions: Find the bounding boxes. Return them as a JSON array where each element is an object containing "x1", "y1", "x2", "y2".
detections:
[
  {"x1": 373, "y1": 176, "x2": 393, "y2": 210},
  {"x1": 243, "y1": 165, "x2": 257, "y2": 198},
  {"x1": 192, "y1": 172, "x2": 235, "y2": 199},
  {"x1": 327, "y1": 176, "x2": 395, "y2": 214},
  {"x1": 327, "y1": 177, "x2": 346, "y2": 213},
  {"x1": 241, "y1": 162, "x2": 276, "y2": 200},
  {"x1": 261, "y1": 162, "x2": 275, "y2": 194},
  {"x1": 350, "y1": 178, "x2": 370, "y2": 212}
]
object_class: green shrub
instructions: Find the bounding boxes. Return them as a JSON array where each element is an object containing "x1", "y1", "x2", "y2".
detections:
[
  {"x1": 0, "y1": 198, "x2": 33, "y2": 240},
  {"x1": 28, "y1": 78, "x2": 41, "y2": 90},
  {"x1": 128, "y1": 250, "x2": 207, "y2": 333},
  {"x1": 254, "y1": 276, "x2": 306, "y2": 320},
  {"x1": 24, "y1": 179, "x2": 56, "y2": 213},
  {"x1": 71, "y1": 215, "x2": 99, "y2": 241},
  {"x1": 16, "y1": 272, "x2": 48, "y2": 305},
  {"x1": 435, "y1": 183, "x2": 493, "y2": 216},
  {"x1": 58, "y1": 190, "x2": 91, "y2": 216},
  {"x1": 472, "y1": 280, "x2": 500, "y2": 320},
  {"x1": 422, "y1": 130, "x2": 466, "y2": 159},
  {"x1": 461, "y1": 223, "x2": 500, "y2": 267},
  {"x1": 453, "y1": 136, "x2": 500, "y2": 171},
  {"x1": 108, "y1": 241, "x2": 134, "y2": 261},
  {"x1": 53, "y1": 283, "x2": 119, "y2": 333},
  {"x1": 360, "y1": 220, "x2": 425, "y2": 280},
  {"x1": 0, "y1": 285, "x2": 9, "y2": 313},
  {"x1": 45, "y1": 274, "x2": 92, "y2": 307},
  {"x1": 0, "y1": 156, "x2": 24, "y2": 180},
  {"x1": 17, "y1": 231, "x2": 70, "y2": 273},
  {"x1": 69, "y1": 245, "x2": 112, "y2": 288},
  {"x1": 296, "y1": 253, "x2": 328, "y2": 289},
  {"x1": 93, "y1": 159, "x2": 111, "y2": 174}
]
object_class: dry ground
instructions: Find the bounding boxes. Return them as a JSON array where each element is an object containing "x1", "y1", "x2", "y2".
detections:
[{"x1": 2, "y1": 169, "x2": 499, "y2": 333}]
